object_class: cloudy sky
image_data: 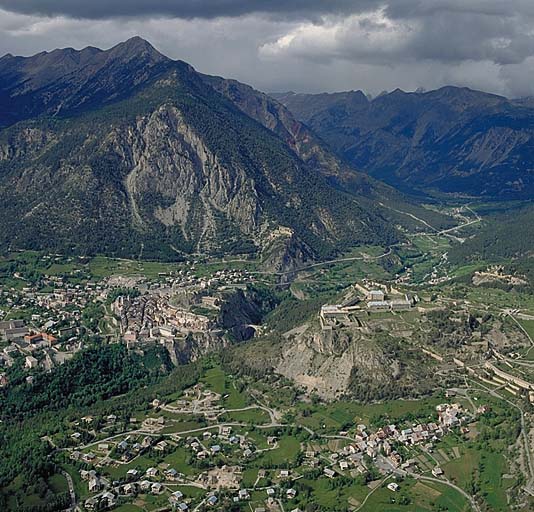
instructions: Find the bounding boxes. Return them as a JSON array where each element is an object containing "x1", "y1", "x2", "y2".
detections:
[{"x1": 2, "y1": 0, "x2": 534, "y2": 97}]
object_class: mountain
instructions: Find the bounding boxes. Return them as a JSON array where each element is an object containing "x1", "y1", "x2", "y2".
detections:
[
  {"x1": 0, "y1": 37, "x2": 168, "y2": 128},
  {"x1": 0, "y1": 38, "x2": 448, "y2": 269},
  {"x1": 272, "y1": 87, "x2": 534, "y2": 199},
  {"x1": 449, "y1": 202, "x2": 534, "y2": 288}
]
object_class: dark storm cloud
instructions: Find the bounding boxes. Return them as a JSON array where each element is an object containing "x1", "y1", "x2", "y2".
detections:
[
  {"x1": 0, "y1": 0, "x2": 381, "y2": 20},
  {"x1": 2, "y1": 0, "x2": 534, "y2": 97}
]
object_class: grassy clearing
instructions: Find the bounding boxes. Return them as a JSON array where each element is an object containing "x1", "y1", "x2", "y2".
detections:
[
  {"x1": 47, "y1": 473, "x2": 68, "y2": 493},
  {"x1": 519, "y1": 319, "x2": 534, "y2": 341},
  {"x1": 163, "y1": 447, "x2": 197, "y2": 476},
  {"x1": 253, "y1": 435, "x2": 301, "y2": 466},
  {"x1": 296, "y1": 396, "x2": 442, "y2": 433},
  {"x1": 202, "y1": 367, "x2": 226, "y2": 394},
  {"x1": 220, "y1": 408, "x2": 270, "y2": 424},
  {"x1": 112, "y1": 505, "x2": 143, "y2": 512}
]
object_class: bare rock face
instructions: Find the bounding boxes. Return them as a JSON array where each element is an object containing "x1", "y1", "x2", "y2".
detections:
[
  {"x1": 277, "y1": 326, "x2": 395, "y2": 399},
  {"x1": 167, "y1": 333, "x2": 231, "y2": 365},
  {"x1": 105, "y1": 104, "x2": 260, "y2": 251}
]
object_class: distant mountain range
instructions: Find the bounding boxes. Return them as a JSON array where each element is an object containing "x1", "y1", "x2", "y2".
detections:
[
  {"x1": 273, "y1": 88, "x2": 534, "y2": 199},
  {"x1": 0, "y1": 37, "x2": 449, "y2": 267}
]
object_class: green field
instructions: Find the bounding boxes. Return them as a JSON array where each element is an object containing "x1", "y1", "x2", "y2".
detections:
[
  {"x1": 47, "y1": 473, "x2": 68, "y2": 493},
  {"x1": 296, "y1": 396, "x2": 443, "y2": 433},
  {"x1": 220, "y1": 408, "x2": 270, "y2": 424},
  {"x1": 163, "y1": 447, "x2": 198, "y2": 476},
  {"x1": 253, "y1": 435, "x2": 301, "y2": 466},
  {"x1": 519, "y1": 319, "x2": 534, "y2": 341},
  {"x1": 112, "y1": 505, "x2": 143, "y2": 512}
]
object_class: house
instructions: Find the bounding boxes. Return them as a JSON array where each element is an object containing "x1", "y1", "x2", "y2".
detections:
[
  {"x1": 139, "y1": 480, "x2": 151, "y2": 492},
  {"x1": 88, "y1": 476, "x2": 101, "y2": 492},
  {"x1": 207, "y1": 495, "x2": 218, "y2": 506},
  {"x1": 220, "y1": 426, "x2": 232, "y2": 436},
  {"x1": 266, "y1": 488, "x2": 276, "y2": 497},
  {"x1": 155, "y1": 440, "x2": 168, "y2": 451},
  {"x1": 387, "y1": 483, "x2": 399, "y2": 492},
  {"x1": 146, "y1": 467, "x2": 158, "y2": 478},
  {"x1": 70, "y1": 450, "x2": 82, "y2": 461},
  {"x1": 82, "y1": 452, "x2": 95, "y2": 463},
  {"x1": 84, "y1": 497, "x2": 98, "y2": 510},
  {"x1": 123, "y1": 483, "x2": 136, "y2": 495},
  {"x1": 432, "y1": 467, "x2": 444, "y2": 477},
  {"x1": 211, "y1": 445, "x2": 221, "y2": 454},
  {"x1": 101, "y1": 492, "x2": 116, "y2": 508},
  {"x1": 165, "y1": 468, "x2": 179, "y2": 479},
  {"x1": 25, "y1": 356, "x2": 38, "y2": 369},
  {"x1": 324, "y1": 468, "x2": 336, "y2": 478},
  {"x1": 238, "y1": 489, "x2": 250, "y2": 500},
  {"x1": 170, "y1": 490, "x2": 184, "y2": 500},
  {"x1": 279, "y1": 469, "x2": 290, "y2": 478},
  {"x1": 169, "y1": 491, "x2": 184, "y2": 506},
  {"x1": 151, "y1": 482, "x2": 164, "y2": 494},
  {"x1": 286, "y1": 488, "x2": 297, "y2": 499},
  {"x1": 127, "y1": 469, "x2": 139, "y2": 479}
]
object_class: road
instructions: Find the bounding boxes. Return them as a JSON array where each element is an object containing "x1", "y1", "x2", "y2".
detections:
[
  {"x1": 61, "y1": 470, "x2": 77, "y2": 511},
  {"x1": 249, "y1": 248, "x2": 394, "y2": 277}
]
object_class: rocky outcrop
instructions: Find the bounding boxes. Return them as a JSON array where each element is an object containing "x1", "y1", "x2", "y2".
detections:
[
  {"x1": 165, "y1": 332, "x2": 230, "y2": 365},
  {"x1": 105, "y1": 104, "x2": 261, "y2": 250},
  {"x1": 277, "y1": 325, "x2": 397, "y2": 399}
]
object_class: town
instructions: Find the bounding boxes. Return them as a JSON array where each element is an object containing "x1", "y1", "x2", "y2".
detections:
[{"x1": 2, "y1": 249, "x2": 534, "y2": 512}]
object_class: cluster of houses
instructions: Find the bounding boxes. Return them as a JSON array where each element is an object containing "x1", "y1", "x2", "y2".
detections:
[
  {"x1": 303, "y1": 403, "x2": 473, "y2": 479},
  {"x1": 66, "y1": 393, "x2": 477, "y2": 512},
  {"x1": 0, "y1": 317, "x2": 83, "y2": 380},
  {"x1": 0, "y1": 269, "x2": 109, "y2": 380},
  {"x1": 184, "y1": 425, "x2": 257, "y2": 466},
  {"x1": 115, "y1": 294, "x2": 216, "y2": 346}
]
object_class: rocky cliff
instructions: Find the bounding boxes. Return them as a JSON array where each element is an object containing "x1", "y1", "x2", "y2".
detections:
[
  {"x1": 276, "y1": 326, "x2": 399, "y2": 399},
  {"x1": 0, "y1": 38, "x2": 414, "y2": 268}
]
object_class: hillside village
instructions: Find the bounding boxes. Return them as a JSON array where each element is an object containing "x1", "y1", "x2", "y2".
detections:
[
  {"x1": 0, "y1": 258, "x2": 260, "y2": 386},
  {"x1": 55, "y1": 369, "x2": 485, "y2": 512},
  {"x1": 1, "y1": 249, "x2": 534, "y2": 511}
]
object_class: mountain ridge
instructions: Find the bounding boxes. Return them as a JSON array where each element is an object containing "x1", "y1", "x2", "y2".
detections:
[
  {"x1": 0, "y1": 38, "x2": 444, "y2": 270},
  {"x1": 273, "y1": 86, "x2": 534, "y2": 199}
]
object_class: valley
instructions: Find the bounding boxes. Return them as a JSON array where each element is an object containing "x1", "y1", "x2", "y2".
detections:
[
  {"x1": 0, "y1": 34, "x2": 533, "y2": 512},
  {"x1": 1, "y1": 199, "x2": 534, "y2": 512}
]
